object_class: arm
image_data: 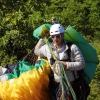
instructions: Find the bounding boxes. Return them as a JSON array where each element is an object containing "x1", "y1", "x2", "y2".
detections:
[
  {"x1": 67, "y1": 44, "x2": 85, "y2": 71},
  {"x1": 34, "y1": 39, "x2": 45, "y2": 55},
  {"x1": 62, "y1": 44, "x2": 85, "y2": 71},
  {"x1": 34, "y1": 39, "x2": 47, "y2": 57}
]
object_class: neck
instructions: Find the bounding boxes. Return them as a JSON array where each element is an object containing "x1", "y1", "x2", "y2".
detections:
[{"x1": 56, "y1": 42, "x2": 63, "y2": 50}]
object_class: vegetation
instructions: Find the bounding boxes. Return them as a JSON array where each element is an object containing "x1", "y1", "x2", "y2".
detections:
[{"x1": 0, "y1": 0, "x2": 100, "y2": 99}]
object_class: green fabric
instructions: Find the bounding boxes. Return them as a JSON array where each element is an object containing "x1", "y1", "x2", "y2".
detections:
[
  {"x1": 64, "y1": 25, "x2": 99, "y2": 84},
  {"x1": 7, "y1": 60, "x2": 46, "y2": 80},
  {"x1": 84, "y1": 62, "x2": 97, "y2": 84},
  {"x1": 33, "y1": 24, "x2": 52, "y2": 39}
]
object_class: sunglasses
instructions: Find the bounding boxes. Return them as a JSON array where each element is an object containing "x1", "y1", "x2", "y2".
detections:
[{"x1": 51, "y1": 34, "x2": 61, "y2": 39}]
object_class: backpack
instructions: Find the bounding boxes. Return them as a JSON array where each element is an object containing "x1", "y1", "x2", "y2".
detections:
[{"x1": 64, "y1": 25, "x2": 99, "y2": 84}]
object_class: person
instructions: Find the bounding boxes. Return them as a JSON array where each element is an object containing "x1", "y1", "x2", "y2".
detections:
[{"x1": 34, "y1": 23, "x2": 90, "y2": 100}]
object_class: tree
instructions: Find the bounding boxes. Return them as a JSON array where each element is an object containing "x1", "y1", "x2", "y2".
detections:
[{"x1": 0, "y1": 0, "x2": 100, "y2": 99}]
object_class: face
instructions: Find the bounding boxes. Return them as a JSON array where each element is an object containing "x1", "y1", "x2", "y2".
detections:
[{"x1": 51, "y1": 34, "x2": 64, "y2": 46}]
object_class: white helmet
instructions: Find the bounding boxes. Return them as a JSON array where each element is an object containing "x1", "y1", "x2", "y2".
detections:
[{"x1": 50, "y1": 24, "x2": 65, "y2": 35}]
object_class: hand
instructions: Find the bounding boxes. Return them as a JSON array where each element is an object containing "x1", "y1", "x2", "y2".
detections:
[
  {"x1": 51, "y1": 62, "x2": 60, "y2": 74},
  {"x1": 62, "y1": 61, "x2": 67, "y2": 68},
  {"x1": 57, "y1": 61, "x2": 67, "y2": 69},
  {"x1": 41, "y1": 31, "x2": 50, "y2": 39}
]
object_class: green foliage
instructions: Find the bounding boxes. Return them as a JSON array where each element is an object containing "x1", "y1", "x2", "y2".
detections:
[
  {"x1": 85, "y1": 36, "x2": 100, "y2": 100},
  {"x1": 0, "y1": 0, "x2": 38, "y2": 64},
  {"x1": 44, "y1": 0, "x2": 100, "y2": 36},
  {"x1": 0, "y1": 0, "x2": 100, "y2": 99},
  {"x1": 88, "y1": 65, "x2": 100, "y2": 100}
]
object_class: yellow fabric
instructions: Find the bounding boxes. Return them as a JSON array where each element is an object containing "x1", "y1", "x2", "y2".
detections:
[{"x1": 0, "y1": 59, "x2": 51, "y2": 100}]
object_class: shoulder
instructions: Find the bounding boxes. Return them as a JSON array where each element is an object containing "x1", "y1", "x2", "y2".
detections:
[
  {"x1": 71, "y1": 44, "x2": 78, "y2": 48},
  {"x1": 66, "y1": 42, "x2": 80, "y2": 51},
  {"x1": 70, "y1": 44, "x2": 82, "y2": 53},
  {"x1": 66, "y1": 42, "x2": 77, "y2": 48}
]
